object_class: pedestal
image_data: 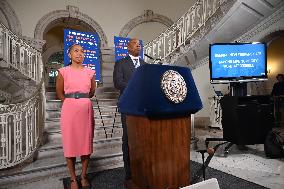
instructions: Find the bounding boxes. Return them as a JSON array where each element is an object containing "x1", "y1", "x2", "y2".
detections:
[{"x1": 125, "y1": 115, "x2": 191, "y2": 189}]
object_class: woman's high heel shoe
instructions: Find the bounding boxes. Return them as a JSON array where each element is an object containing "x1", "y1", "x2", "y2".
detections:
[
  {"x1": 80, "y1": 175, "x2": 90, "y2": 189},
  {"x1": 70, "y1": 179, "x2": 79, "y2": 189}
]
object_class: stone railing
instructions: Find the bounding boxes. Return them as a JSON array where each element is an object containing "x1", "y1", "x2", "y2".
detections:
[
  {"x1": 144, "y1": 0, "x2": 229, "y2": 63},
  {"x1": 0, "y1": 23, "x2": 42, "y2": 83},
  {"x1": 0, "y1": 86, "x2": 44, "y2": 169},
  {"x1": 0, "y1": 22, "x2": 45, "y2": 169}
]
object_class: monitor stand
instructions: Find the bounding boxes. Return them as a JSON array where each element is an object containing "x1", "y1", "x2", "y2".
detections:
[
  {"x1": 205, "y1": 82, "x2": 248, "y2": 156},
  {"x1": 230, "y1": 82, "x2": 247, "y2": 96}
]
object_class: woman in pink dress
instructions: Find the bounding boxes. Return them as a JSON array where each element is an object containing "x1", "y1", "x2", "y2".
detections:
[{"x1": 56, "y1": 44, "x2": 96, "y2": 189}]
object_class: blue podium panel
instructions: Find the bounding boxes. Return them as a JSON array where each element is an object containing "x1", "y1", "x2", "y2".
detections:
[{"x1": 118, "y1": 64, "x2": 203, "y2": 118}]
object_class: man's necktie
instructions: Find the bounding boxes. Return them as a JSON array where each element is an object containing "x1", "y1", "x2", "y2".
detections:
[{"x1": 133, "y1": 58, "x2": 140, "y2": 68}]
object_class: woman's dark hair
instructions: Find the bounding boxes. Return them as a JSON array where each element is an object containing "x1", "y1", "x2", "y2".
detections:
[
  {"x1": 276, "y1": 74, "x2": 284, "y2": 78},
  {"x1": 66, "y1": 43, "x2": 83, "y2": 66}
]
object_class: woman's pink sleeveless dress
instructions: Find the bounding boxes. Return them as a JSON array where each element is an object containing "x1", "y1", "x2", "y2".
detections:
[{"x1": 58, "y1": 66, "x2": 95, "y2": 157}]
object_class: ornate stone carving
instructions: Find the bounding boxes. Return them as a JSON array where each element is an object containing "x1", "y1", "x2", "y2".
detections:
[
  {"x1": 195, "y1": 56, "x2": 209, "y2": 69},
  {"x1": 0, "y1": 92, "x2": 39, "y2": 114},
  {"x1": 144, "y1": 0, "x2": 237, "y2": 65},
  {"x1": 236, "y1": 6, "x2": 284, "y2": 42},
  {"x1": 21, "y1": 36, "x2": 46, "y2": 52},
  {"x1": 179, "y1": 44, "x2": 191, "y2": 54},
  {"x1": 0, "y1": 0, "x2": 22, "y2": 36},
  {"x1": 119, "y1": 10, "x2": 174, "y2": 37},
  {"x1": 169, "y1": 53, "x2": 182, "y2": 64},
  {"x1": 34, "y1": 5, "x2": 108, "y2": 47},
  {"x1": 0, "y1": 90, "x2": 11, "y2": 104},
  {"x1": 220, "y1": 0, "x2": 232, "y2": 14},
  {"x1": 0, "y1": 24, "x2": 43, "y2": 83},
  {"x1": 67, "y1": 5, "x2": 79, "y2": 18}
]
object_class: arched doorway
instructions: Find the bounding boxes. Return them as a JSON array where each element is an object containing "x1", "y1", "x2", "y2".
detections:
[
  {"x1": 119, "y1": 10, "x2": 173, "y2": 44},
  {"x1": 34, "y1": 6, "x2": 107, "y2": 90}
]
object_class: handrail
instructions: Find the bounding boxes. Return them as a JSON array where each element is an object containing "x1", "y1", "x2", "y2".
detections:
[
  {"x1": 0, "y1": 83, "x2": 44, "y2": 169},
  {"x1": 0, "y1": 22, "x2": 43, "y2": 83},
  {"x1": 0, "y1": 22, "x2": 45, "y2": 169},
  {"x1": 144, "y1": 0, "x2": 229, "y2": 63},
  {"x1": 1, "y1": 74, "x2": 45, "y2": 105}
]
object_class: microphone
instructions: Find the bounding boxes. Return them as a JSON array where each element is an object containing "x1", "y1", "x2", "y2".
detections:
[{"x1": 144, "y1": 53, "x2": 154, "y2": 60}]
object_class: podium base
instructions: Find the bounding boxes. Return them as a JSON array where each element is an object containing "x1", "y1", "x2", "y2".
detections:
[
  {"x1": 127, "y1": 115, "x2": 191, "y2": 189},
  {"x1": 124, "y1": 179, "x2": 141, "y2": 189}
]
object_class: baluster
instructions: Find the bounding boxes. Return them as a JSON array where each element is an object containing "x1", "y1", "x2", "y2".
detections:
[
  {"x1": 34, "y1": 105, "x2": 38, "y2": 145},
  {"x1": 143, "y1": 0, "x2": 226, "y2": 63},
  {"x1": 30, "y1": 106, "x2": 35, "y2": 149},
  {"x1": 3, "y1": 30, "x2": 9, "y2": 63},
  {"x1": 0, "y1": 114, "x2": 8, "y2": 166},
  {"x1": 33, "y1": 53, "x2": 36, "y2": 81},
  {"x1": 12, "y1": 113, "x2": 17, "y2": 162},
  {"x1": 7, "y1": 115, "x2": 12, "y2": 164},
  {"x1": 15, "y1": 41, "x2": 21, "y2": 70},
  {"x1": 27, "y1": 51, "x2": 31, "y2": 78},
  {"x1": 0, "y1": 27, "x2": 3, "y2": 61},
  {"x1": 11, "y1": 38, "x2": 17, "y2": 68},
  {"x1": 19, "y1": 46, "x2": 24, "y2": 73},
  {"x1": 176, "y1": 17, "x2": 185, "y2": 48},
  {"x1": 157, "y1": 36, "x2": 163, "y2": 60},
  {"x1": 31, "y1": 53, "x2": 34, "y2": 80},
  {"x1": 16, "y1": 112, "x2": 23, "y2": 160},
  {"x1": 172, "y1": 27, "x2": 177, "y2": 50},
  {"x1": 25, "y1": 110, "x2": 29, "y2": 156},
  {"x1": 27, "y1": 108, "x2": 33, "y2": 151}
]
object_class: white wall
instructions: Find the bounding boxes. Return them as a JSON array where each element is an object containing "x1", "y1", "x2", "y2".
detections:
[
  {"x1": 128, "y1": 22, "x2": 168, "y2": 44},
  {"x1": 191, "y1": 63, "x2": 229, "y2": 118},
  {"x1": 7, "y1": 0, "x2": 196, "y2": 46}
]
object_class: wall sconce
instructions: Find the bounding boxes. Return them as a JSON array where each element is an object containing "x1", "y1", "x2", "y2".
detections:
[{"x1": 267, "y1": 65, "x2": 273, "y2": 75}]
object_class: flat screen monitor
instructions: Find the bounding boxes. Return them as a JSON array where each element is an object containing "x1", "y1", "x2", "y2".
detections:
[{"x1": 209, "y1": 43, "x2": 267, "y2": 83}]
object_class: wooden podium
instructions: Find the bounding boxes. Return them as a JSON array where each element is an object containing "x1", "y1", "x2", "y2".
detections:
[
  {"x1": 126, "y1": 116, "x2": 191, "y2": 189},
  {"x1": 118, "y1": 64, "x2": 203, "y2": 189}
]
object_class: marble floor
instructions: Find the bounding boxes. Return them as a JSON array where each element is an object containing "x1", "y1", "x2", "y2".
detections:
[
  {"x1": 6, "y1": 127, "x2": 284, "y2": 189},
  {"x1": 191, "y1": 127, "x2": 284, "y2": 189}
]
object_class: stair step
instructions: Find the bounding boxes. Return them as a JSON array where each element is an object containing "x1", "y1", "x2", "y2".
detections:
[
  {"x1": 0, "y1": 152, "x2": 123, "y2": 188},
  {"x1": 95, "y1": 86, "x2": 118, "y2": 93},
  {"x1": 45, "y1": 110, "x2": 121, "y2": 119},
  {"x1": 44, "y1": 128, "x2": 123, "y2": 144},
  {"x1": 37, "y1": 137, "x2": 122, "y2": 160},
  {"x1": 44, "y1": 123, "x2": 122, "y2": 132},
  {"x1": 45, "y1": 104, "x2": 119, "y2": 112},
  {"x1": 45, "y1": 116, "x2": 121, "y2": 123},
  {"x1": 100, "y1": 76, "x2": 114, "y2": 85},
  {"x1": 44, "y1": 118, "x2": 122, "y2": 129},
  {"x1": 95, "y1": 92, "x2": 119, "y2": 98}
]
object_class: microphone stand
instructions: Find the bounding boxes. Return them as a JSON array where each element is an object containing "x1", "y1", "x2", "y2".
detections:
[
  {"x1": 144, "y1": 54, "x2": 163, "y2": 65},
  {"x1": 191, "y1": 142, "x2": 229, "y2": 184}
]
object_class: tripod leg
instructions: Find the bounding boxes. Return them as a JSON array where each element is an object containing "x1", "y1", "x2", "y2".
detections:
[
  {"x1": 202, "y1": 153, "x2": 205, "y2": 180},
  {"x1": 224, "y1": 142, "x2": 234, "y2": 156}
]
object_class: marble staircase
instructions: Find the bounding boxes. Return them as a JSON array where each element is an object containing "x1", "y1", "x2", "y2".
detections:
[{"x1": 0, "y1": 84, "x2": 124, "y2": 188}]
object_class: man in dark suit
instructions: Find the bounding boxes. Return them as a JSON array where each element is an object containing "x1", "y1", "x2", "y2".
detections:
[
  {"x1": 271, "y1": 74, "x2": 284, "y2": 96},
  {"x1": 113, "y1": 39, "x2": 146, "y2": 181}
]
